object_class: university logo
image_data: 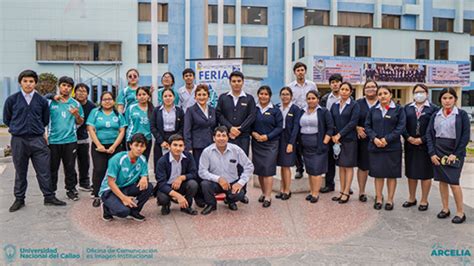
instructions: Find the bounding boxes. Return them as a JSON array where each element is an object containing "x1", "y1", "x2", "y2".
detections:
[{"x1": 3, "y1": 244, "x2": 16, "y2": 264}]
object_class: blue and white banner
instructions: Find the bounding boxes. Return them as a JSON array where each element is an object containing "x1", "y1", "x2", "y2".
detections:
[{"x1": 195, "y1": 59, "x2": 243, "y2": 96}]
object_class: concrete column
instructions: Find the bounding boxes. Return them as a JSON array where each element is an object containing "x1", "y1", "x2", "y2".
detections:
[
  {"x1": 374, "y1": 0, "x2": 382, "y2": 28},
  {"x1": 454, "y1": 0, "x2": 464, "y2": 33},
  {"x1": 151, "y1": 0, "x2": 158, "y2": 106},
  {"x1": 330, "y1": 0, "x2": 338, "y2": 26},
  {"x1": 235, "y1": 0, "x2": 242, "y2": 57},
  {"x1": 217, "y1": 0, "x2": 224, "y2": 57},
  {"x1": 284, "y1": 0, "x2": 293, "y2": 85},
  {"x1": 185, "y1": 0, "x2": 190, "y2": 67}
]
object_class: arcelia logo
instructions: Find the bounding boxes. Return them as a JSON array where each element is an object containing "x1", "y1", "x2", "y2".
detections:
[{"x1": 3, "y1": 244, "x2": 16, "y2": 264}]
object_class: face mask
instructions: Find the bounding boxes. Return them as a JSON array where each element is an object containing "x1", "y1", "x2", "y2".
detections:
[
  {"x1": 333, "y1": 143, "x2": 341, "y2": 159},
  {"x1": 414, "y1": 92, "x2": 427, "y2": 103}
]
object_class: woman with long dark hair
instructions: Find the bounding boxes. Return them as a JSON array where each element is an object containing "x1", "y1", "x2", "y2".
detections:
[{"x1": 117, "y1": 68, "x2": 140, "y2": 113}]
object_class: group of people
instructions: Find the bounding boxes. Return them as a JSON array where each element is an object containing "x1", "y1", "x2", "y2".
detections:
[
  {"x1": 365, "y1": 64, "x2": 426, "y2": 83},
  {"x1": 3, "y1": 61, "x2": 470, "y2": 224}
]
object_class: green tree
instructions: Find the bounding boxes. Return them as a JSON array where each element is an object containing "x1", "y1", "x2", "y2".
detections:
[{"x1": 36, "y1": 73, "x2": 58, "y2": 95}]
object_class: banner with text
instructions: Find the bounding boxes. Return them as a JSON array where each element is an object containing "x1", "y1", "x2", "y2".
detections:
[{"x1": 195, "y1": 59, "x2": 243, "y2": 96}]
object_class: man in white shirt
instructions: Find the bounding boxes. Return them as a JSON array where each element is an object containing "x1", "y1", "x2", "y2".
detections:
[{"x1": 177, "y1": 68, "x2": 197, "y2": 113}]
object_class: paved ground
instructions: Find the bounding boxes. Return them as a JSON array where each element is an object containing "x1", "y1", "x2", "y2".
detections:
[{"x1": 0, "y1": 129, "x2": 472, "y2": 265}]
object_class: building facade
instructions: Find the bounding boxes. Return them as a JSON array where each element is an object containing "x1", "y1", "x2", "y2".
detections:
[{"x1": 1, "y1": 0, "x2": 473, "y2": 121}]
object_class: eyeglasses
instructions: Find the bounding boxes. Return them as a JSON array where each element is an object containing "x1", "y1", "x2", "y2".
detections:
[
  {"x1": 102, "y1": 98, "x2": 114, "y2": 102},
  {"x1": 128, "y1": 74, "x2": 138, "y2": 79}
]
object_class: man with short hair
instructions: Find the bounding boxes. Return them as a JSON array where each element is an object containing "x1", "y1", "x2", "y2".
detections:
[
  {"x1": 155, "y1": 134, "x2": 199, "y2": 216},
  {"x1": 3, "y1": 70, "x2": 66, "y2": 212},
  {"x1": 99, "y1": 133, "x2": 153, "y2": 222},
  {"x1": 198, "y1": 126, "x2": 254, "y2": 215},
  {"x1": 48, "y1": 76, "x2": 84, "y2": 201}
]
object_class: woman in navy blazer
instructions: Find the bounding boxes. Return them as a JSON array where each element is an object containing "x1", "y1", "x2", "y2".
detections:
[
  {"x1": 275, "y1": 87, "x2": 301, "y2": 201},
  {"x1": 365, "y1": 86, "x2": 406, "y2": 211},
  {"x1": 426, "y1": 88, "x2": 470, "y2": 224},
  {"x1": 299, "y1": 90, "x2": 334, "y2": 203},
  {"x1": 330, "y1": 82, "x2": 360, "y2": 204},
  {"x1": 402, "y1": 84, "x2": 438, "y2": 211},
  {"x1": 251, "y1": 86, "x2": 283, "y2": 208},
  {"x1": 150, "y1": 88, "x2": 184, "y2": 168},
  {"x1": 355, "y1": 80, "x2": 378, "y2": 202}
]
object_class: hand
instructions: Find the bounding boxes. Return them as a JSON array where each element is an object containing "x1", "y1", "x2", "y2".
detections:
[
  {"x1": 137, "y1": 177, "x2": 148, "y2": 191},
  {"x1": 106, "y1": 146, "x2": 116, "y2": 154},
  {"x1": 121, "y1": 196, "x2": 137, "y2": 208},
  {"x1": 251, "y1": 132, "x2": 260, "y2": 140},
  {"x1": 407, "y1": 137, "x2": 415, "y2": 144},
  {"x1": 161, "y1": 141, "x2": 170, "y2": 149},
  {"x1": 431, "y1": 155, "x2": 441, "y2": 166},
  {"x1": 413, "y1": 138, "x2": 423, "y2": 145},
  {"x1": 69, "y1": 107, "x2": 79, "y2": 117},
  {"x1": 447, "y1": 154, "x2": 457, "y2": 164},
  {"x1": 356, "y1": 127, "x2": 366, "y2": 139},
  {"x1": 286, "y1": 144, "x2": 293, "y2": 153},
  {"x1": 323, "y1": 135, "x2": 331, "y2": 145},
  {"x1": 380, "y1": 138, "x2": 388, "y2": 147},
  {"x1": 53, "y1": 95, "x2": 61, "y2": 101},
  {"x1": 171, "y1": 176, "x2": 183, "y2": 190},
  {"x1": 231, "y1": 183, "x2": 243, "y2": 194},
  {"x1": 260, "y1": 135, "x2": 268, "y2": 142},
  {"x1": 229, "y1": 132, "x2": 237, "y2": 140},
  {"x1": 96, "y1": 145, "x2": 107, "y2": 153},
  {"x1": 218, "y1": 177, "x2": 230, "y2": 191},
  {"x1": 374, "y1": 138, "x2": 384, "y2": 148},
  {"x1": 230, "y1": 127, "x2": 241, "y2": 137},
  {"x1": 176, "y1": 195, "x2": 189, "y2": 209},
  {"x1": 332, "y1": 134, "x2": 341, "y2": 144}
]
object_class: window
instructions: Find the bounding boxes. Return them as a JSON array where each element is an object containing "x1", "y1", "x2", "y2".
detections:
[
  {"x1": 138, "y1": 3, "x2": 168, "y2": 22},
  {"x1": 298, "y1": 37, "x2": 305, "y2": 59},
  {"x1": 433, "y1": 17, "x2": 454, "y2": 32},
  {"x1": 462, "y1": 90, "x2": 474, "y2": 107},
  {"x1": 382, "y1": 15, "x2": 400, "y2": 29},
  {"x1": 435, "y1": 40, "x2": 449, "y2": 60},
  {"x1": 334, "y1": 35, "x2": 350, "y2": 56},
  {"x1": 241, "y1": 47, "x2": 267, "y2": 65},
  {"x1": 471, "y1": 55, "x2": 474, "y2": 71},
  {"x1": 292, "y1": 42, "x2": 295, "y2": 61},
  {"x1": 208, "y1": 5, "x2": 236, "y2": 24},
  {"x1": 241, "y1": 6, "x2": 267, "y2": 25},
  {"x1": 338, "y1": 12, "x2": 373, "y2": 28},
  {"x1": 36, "y1": 41, "x2": 121, "y2": 62},
  {"x1": 138, "y1": 44, "x2": 168, "y2": 63},
  {"x1": 464, "y1": 19, "x2": 474, "y2": 35},
  {"x1": 416, "y1": 39, "x2": 430, "y2": 59},
  {"x1": 355, "y1": 36, "x2": 371, "y2": 57},
  {"x1": 305, "y1": 9, "x2": 329, "y2": 26},
  {"x1": 208, "y1": 45, "x2": 236, "y2": 58}
]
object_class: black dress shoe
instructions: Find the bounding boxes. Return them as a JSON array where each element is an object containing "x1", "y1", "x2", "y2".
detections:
[
  {"x1": 262, "y1": 200, "x2": 271, "y2": 208},
  {"x1": 305, "y1": 194, "x2": 312, "y2": 201},
  {"x1": 332, "y1": 193, "x2": 342, "y2": 201},
  {"x1": 240, "y1": 196, "x2": 249, "y2": 204},
  {"x1": 384, "y1": 203, "x2": 394, "y2": 211},
  {"x1": 338, "y1": 193, "x2": 350, "y2": 204},
  {"x1": 258, "y1": 195, "x2": 265, "y2": 203},
  {"x1": 402, "y1": 200, "x2": 417, "y2": 208},
  {"x1": 281, "y1": 192, "x2": 292, "y2": 201},
  {"x1": 452, "y1": 214, "x2": 466, "y2": 224},
  {"x1": 9, "y1": 199, "x2": 25, "y2": 212},
  {"x1": 92, "y1": 198, "x2": 101, "y2": 208},
  {"x1": 418, "y1": 203, "x2": 429, "y2": 211},
  {"x1": 310, "y1": 195, "x2": 319, "y2": 203},
  {"x1": 437, "y1": 210, "x2": 451, "y2": 219},
  {"x1": 228, "y1": 202, "x2": 238, "y2": 211},
  {"x1": 181, "y1": 207, "x2": 198, "y2": 215},
  {"x1": 359, "y1": 194, "x2": 367, "y2": 202},
  {"x1": 161, "y1": 204, "x2": 171, "y2": 215},
  {"x1": 295, "y1": 171, "x2": 303, "y2": 179},
  {"x1": 275, "y1": 192, "x2": 283, "y2": 199},
  {"x1": 201, "y1": 205, "x2": 217, "y2": 215},
  {"x1": 320, "y1": 186, "x2": 335, "y2": 193},
  {"x1": 373, "y1": 202, "x2": 382, "y2": 210},
  {"x1": 44, "y1": 197, "x2": 67, "y2": 206},
  {"x1": 349, "y1": 189, "x2": 353, "y2": 195},
  {"x1": 195, "y1": 201, "x2": 205, "y2": 208}
]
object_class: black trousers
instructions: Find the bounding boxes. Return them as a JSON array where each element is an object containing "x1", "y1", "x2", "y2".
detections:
[
  {"x1": 325, "y1": 141, "x2": 336, "y2": 188},
  {"x1": 201, "y1": 180, "x2": 246, "y2": 207},
  {"x1": 295, "y1": 139, "x2": 305, "y2": 173},
  {"x1": 91, "y1": 143, "x2": 122, "y2": 197},
  {"x1": 192, "y1": 148, "x2": 205, "y2": 204},
  {"x1": 77, "y1": 142, "x2": 90, "y2": 188},
  {"x1": 229, "y1": 135, "x2": 250, "y2": 156},
  {"x1": 101, "y1": 183, "x2": 154, "y2": 218},
  {"x1": 49, "y1": 142, "x2": 78, "y2": 192},
  {"x1": 153, "y1": 132, "x2": 174, "y2": 171},
  {"x1": 156, "y1": 179, "x2": 198, "y2": 207},
  {"x1": 11, "y1": 136, "x2": 55, "y2": 200}
]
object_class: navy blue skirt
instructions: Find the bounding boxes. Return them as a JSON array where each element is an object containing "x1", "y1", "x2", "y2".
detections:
[
  {"x1": 357, "y1": 138, "x2": 370, "y2": 171},
  {"x1": 404, "y1": 142, "x2": 433, "y2": 180},
  {"x1": 300, "y1": 133, "x2": 328, "y2": 176},
  {"x1": 433, "y1": 138, "x2": 464, "y2": 185},
  {"x1": 252, "y1": 139, "x2": 279, "y2": 176},
  {"x1": 277, "y1": 131, "x2": 296, "y2": 167},
  {"x1": 336, "y1": 140, "x2": 358, "y2": 167},
  {"x1": 369, "y1": 150, "x2": 402, "y2": 178}
]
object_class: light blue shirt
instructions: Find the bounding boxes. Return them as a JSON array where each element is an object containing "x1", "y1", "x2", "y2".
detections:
[
  {"x1": 160, "y1": 105, "x2": 176, "y2": 132},
  {"x1": 434, "y1": 107, "x2": 458, "y2": 139},
  {"x1": 288, "y1": 80, "x2": 318, "y2": 109}
]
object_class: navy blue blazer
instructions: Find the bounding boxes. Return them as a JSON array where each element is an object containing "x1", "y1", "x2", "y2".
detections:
[
  {"x1": 356, "y1": 98, "x2": 378, "y2": 127},
  {"x1": 155, "y1": 151, "x2": 197, "y2": 195},
  {"x1": 252, "y1": 105, "x2": 283, "y2": 141},
  {"x1": 402, "y1": 103, "x2": 439, "y2": 145},
  {"x1": 364, "y1": 103, "x2": 406, "y2": 152},
  {"x1": 183, "y1": 103, "x2": 217, "y2": 151},
  {"x1": 330, "y1": 100, "x2": 360, "y2": 142},
  {"x1": 426, "y1": 108, "x2": 470, "y2": 158},
  {"x1": 150, "y1": 105, "x2": 184, "y2": 144},
  {"x1": 298, "y1": 107, "x2": 334, "y2": 154},
  {"x1": 275, "y1": 103, "x2": 302, "y2": 146},
  {"x1": 216, "y1": 92, "x2": 256, "y2": 136}
]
